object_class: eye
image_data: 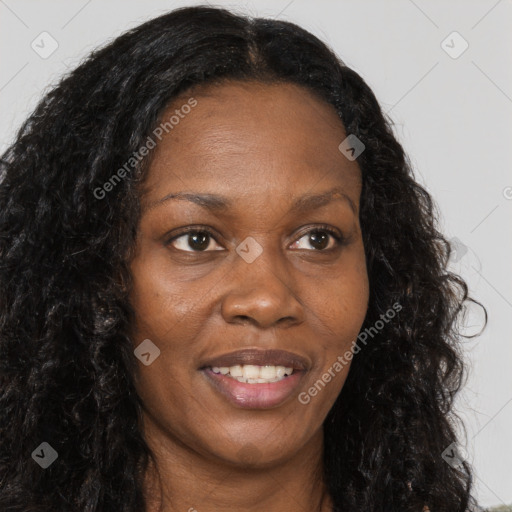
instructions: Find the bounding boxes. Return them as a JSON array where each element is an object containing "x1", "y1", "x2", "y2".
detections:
[
  {"x1": 290, "y1": 226, "x2": 344, "y2": 251},
  {"x1": 168, "y1": 228, "x2": 223, "y2": 252}
]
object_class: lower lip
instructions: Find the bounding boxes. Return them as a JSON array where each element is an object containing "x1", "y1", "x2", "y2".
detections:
[{"x1": 201, "y1": 368, "x2": 305, "y2": 409}]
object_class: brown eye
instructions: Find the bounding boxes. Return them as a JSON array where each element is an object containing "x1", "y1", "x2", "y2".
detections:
[
  {"x1": 290, "y1": 227, "x2": 343, "y2": 251},
  {"x1": 169, "y1": 229, "x2": 223, "y2": 252}
]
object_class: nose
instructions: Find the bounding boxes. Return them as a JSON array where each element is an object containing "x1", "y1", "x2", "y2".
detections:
[{"x1": 220, "y1": 247, "x2": 305, "y2": 329}]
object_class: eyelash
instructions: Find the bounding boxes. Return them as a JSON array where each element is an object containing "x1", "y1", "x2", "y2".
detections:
[{"x1": 166, "y1": 224, "x2": 347, "y2": 252}]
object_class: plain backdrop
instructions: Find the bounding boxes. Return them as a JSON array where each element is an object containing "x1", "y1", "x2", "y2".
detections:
[{"x1": 1, "y1": 0, "x2": 511, "y2": 508}]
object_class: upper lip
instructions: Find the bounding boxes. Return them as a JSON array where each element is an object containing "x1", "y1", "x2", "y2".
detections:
[{"x1": 200, "y1": 349, "x2": 309, "y2": 371}]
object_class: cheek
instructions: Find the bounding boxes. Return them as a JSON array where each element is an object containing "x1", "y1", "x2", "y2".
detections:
[
  {"x1": 303, "y1": 250, "x2": 369, "y2": 386},
  {"x1": 128, "y1": 259, "x2": 204, "y2": 438},
  {"x1": 297, "y1": 269, "x2": 368, "y2": 415},
  {"x1": 128, "y1": 251, "x2": 193, "y2": 339},
  {"x1": 128, "y1": 256, "x2": 199, "y2": 410},
  {"x1": 311, "y1": 257, "x2": 369, "y2": 344}
]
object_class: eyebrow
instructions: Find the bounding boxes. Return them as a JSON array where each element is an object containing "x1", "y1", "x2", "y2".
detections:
[{"x1": 148, "y1": 186, "x2": 356, "y2": 214}]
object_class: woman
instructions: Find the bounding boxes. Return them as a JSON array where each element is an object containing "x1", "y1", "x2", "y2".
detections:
[{"x1": 0, "y1": 5, "x2": 485, "y2": 511}]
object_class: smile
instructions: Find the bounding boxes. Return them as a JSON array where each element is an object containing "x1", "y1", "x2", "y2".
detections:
[
  {"x1": 201, "y1": 366, "x2": 306, "y2": 409},
  {"x1": 199, "y1": 348, "x2": 309, "y2": 409},
  {"x1": 209, "y1": 364, "x2": 294, "y2": 383}
]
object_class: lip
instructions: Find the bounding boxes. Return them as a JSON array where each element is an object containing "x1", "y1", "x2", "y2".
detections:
[
  {"x1": 199, "y1": 348, "x2": 310, "y2": 410},
  {"x1": 201, "y1": 367, "x2": 306, "y2": 409},
  {"x1": 200, "y1": 348, "x2": 310, "y2": 371}
]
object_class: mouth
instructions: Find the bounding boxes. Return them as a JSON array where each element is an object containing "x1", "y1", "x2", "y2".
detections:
[
  {"x1": 199, "y1": 349, "x2": 309, "y2": 409},
  {"x1": 207, "y1": 363, "x2": 295, "y2": 383}
]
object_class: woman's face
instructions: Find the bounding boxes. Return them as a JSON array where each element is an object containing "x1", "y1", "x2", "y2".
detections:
[{"x1": 129, "y1": 81, "x2": 369, "y2": 467}]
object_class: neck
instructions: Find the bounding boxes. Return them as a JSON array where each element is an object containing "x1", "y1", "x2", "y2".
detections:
[{"x1": 141, "y1": 416, "x2": 332, "y2": 512}]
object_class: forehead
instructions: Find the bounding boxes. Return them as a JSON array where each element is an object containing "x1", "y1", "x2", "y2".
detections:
[{"x1": 142, "y1": 81, "x2": 361, "y2": 205}]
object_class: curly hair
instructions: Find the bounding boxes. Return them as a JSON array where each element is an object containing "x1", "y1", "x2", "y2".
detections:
[{"x1": 0, "y1": 5, "x2": 485, "y2": 511}]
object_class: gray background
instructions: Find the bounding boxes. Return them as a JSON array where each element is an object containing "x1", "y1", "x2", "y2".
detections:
[{"x1": 1, "y1": 0, "x2": 511, "y2": 507}]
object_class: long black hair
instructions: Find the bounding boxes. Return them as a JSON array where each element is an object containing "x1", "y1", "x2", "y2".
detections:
[{"x1": 0, "y1": 5, "x2": 484, "y2": 511}]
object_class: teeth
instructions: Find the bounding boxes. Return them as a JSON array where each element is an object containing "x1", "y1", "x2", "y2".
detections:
[
  {"x1": 276, "y1": 367, "x2": 293, "y2": 378},
  {"x1": 210, "y1": 364, "x2": 295, "y2": 383},
  {"x1": 229, "y1": 365, "x2": 243, "y2": 377},
  {"x1": 260, "y1": 365, "x2": 277, "y2": 379},
  {"x1": 242, "y1": 365, "x2": 260, "y2": 379}
]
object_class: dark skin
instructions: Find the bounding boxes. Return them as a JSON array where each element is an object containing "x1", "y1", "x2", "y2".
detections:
[{"x1": 128, "y1": 81, "x2": 369, "y2": 512}]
